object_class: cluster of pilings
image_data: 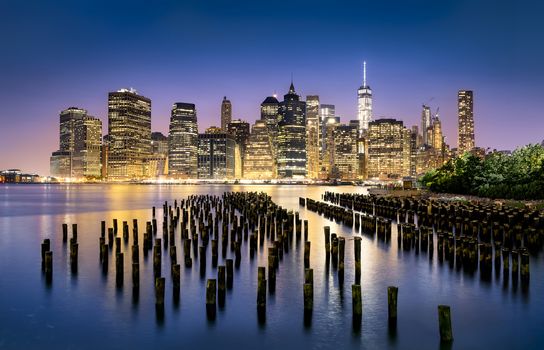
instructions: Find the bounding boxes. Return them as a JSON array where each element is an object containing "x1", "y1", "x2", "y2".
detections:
[
  {"x1": 310, "y1": 192, "x2": 539, "y2": 290},
  {"x1": 38, "y1": 190, "x2": 474, "y2": 344}
]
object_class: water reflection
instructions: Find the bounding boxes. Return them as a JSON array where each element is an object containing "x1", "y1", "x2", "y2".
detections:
[{"x1": 0, "y1": 184, "x2": 542, "y2": 349}]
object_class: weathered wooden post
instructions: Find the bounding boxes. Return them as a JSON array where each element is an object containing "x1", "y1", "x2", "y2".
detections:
[
  {"x1": 206, "y1": 279, "x2": 217, "y2": 320},
  {"x1": 72, "y1": 223, "x2": 78, "y2": 242},
  {"x1": 324, "y1": 226, "x2": 331, "y2": 255},
  {"x1": 354, "y1": 237, "x2": 362, "y2": 284},
  {"x1": 155, "y1": 277, "x2": 165, "y2": 305},
  {"x1": 44, "y1": 251, "x2": 53, "y2": 282},
  {"x1": 218, "y1": 265, "x2": 226, "y2": 308},
  {"x1": 268, "y1": 248, "x2": 276, "y2": 294},
  {"x1": 304, "y1": 241, "x2": 311, "y2": 268},
  {"x1": 521, "y1": 251, "x2": 530, "y2": 283},
  {"x1": 70, "y1": 239, "x2": 78, "y2": 273},
  {"x1": 352, "y1": 284, "x2": 362, "y2": 326},
  {"x1": 257, "y1": 266, "x2": 267, "y2": 310},
  {"x1": 116, "y1": 252, "x2": 124, "y2": 286},
  {"x1": 153, "y1": 241, "x2": 161, "y2": 277},
  {"x1": 226, "y1": 259, "x2": 234, "y2": 289},
  {"x1": 438, "y1": 305, "x2": 453, "y2": 343},
  {"x1": 304, "y1": 220, "x2": 308, "y2": 241},
  {"x1": 200, "y1": 246, "x2": 206, "y2": 276},
  {"x1": 338, "y1": 237, "x2": 345, "y2": 284},
  {"x1": 62, "y1": 223, "x2": 68, "y2": 243},
  {"x1": 211, "y1": 239, "x2": 218, "y2": 267},
  {"x1": 41, "y1": 239, "x2": 50, "y2": 266},
  {"x1": 388, "y1": 286, "x2": 398, "y2": 327},
  {"x1": 172, "y1": 264, "x2": 180, "y2": 305},
  {"x1": 132, "y1": 262, "x2": 139, "y2": 287}
]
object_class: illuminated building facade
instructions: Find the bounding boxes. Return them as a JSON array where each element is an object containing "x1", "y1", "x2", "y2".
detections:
[
  {"x1": 107, "y1": 89, "x2": 151, "y2": 180},
  {"x1": 334, "y1": 124, "x2": 359, "y2": 180},
  {"x1": 421, "y1": 105, "x2": 432, "y2": 146},
  {"x1": 168, "y1": 103, "x2": 198, "y2": 178},
  {"x1": 319, "y1": 104, "x2": 336, "y2": 154},
  {"x1": 277, "y1": 82, "x2": 306, "y2": 178},
  {"x1": 50, "y1": 107, "x2": 102, "y2": 178},
  {"x1": 227, "y1": 119, "x2": 250, "y2": 178},
  {"x1": 260, "y1": 96, "x2": 280, "y2": 157},
  {"x1": 458, "y1": 90, "x2": 474, "y2": 153},
  {"x1": 305, "y1": 95, "x2": 320, "y2": 179},
  {"x1": 357, "y1": 61, "x2": 372, "y2": 133},
  {"x1": 73, "y1": 116, "x2": 102, "y2": 178},
  {"x1": 146, "y1": 132, "x2": 168, "y2": 177},
  {"x1": 197, "y1": 130, "x2": 236, "y2": 179},
  {"x1": 366, "y1": 118, "x2": 411, "y2": 179},
  {"x1": 221, "y1": 96, "x2": 232, "y2": 131},
  {"x1": 243, "y1": 120, "x2": 276, "y2": 179}
]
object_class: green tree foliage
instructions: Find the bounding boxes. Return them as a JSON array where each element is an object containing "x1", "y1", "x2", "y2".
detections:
[{"x1": 420, "y1": 144, "x2": 544, "y2": 200}]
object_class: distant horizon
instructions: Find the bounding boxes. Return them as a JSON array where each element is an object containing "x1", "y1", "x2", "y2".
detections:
[{"x1": 1, "y1": 0, "x2": 543, "y2": 175}]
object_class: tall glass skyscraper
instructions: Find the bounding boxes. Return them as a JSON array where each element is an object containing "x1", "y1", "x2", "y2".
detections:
[
  {"x1": 357, "y1": 61, "x2": 372, "y2": 134},
  {"x1": 221, "y1": 96, "x2": 232, "y2": 131},
  {"x1": 168, "y1": 103, "x2": 198, "y2": 178},
  {"x1": 243, "y1": 120, "x2": 276, "y2": 180},
  {"x1": 50, "y1": 107, "x2": 102, "y2": 178},
  {"x1": 305, "y1": 95, "x2": 320, "y2": 180},
  {"x1": 277, "y1": 82, "x2": 306, "y2": 178},
  {"x1": 197, "y1": 130, "x2": 236, "y2": 180},
  {"x1": 260, "y1": 96, "x2": 280, "y2": 157},
  {"x1": 421, "y1": 105, "x2": 432, "y2": 146},
  {"x1": 458, "y1": 90, "x2": 474, "y2": 154},
  {"x1": 107, "y1": 88, "x2": 151, "y2": 180}
]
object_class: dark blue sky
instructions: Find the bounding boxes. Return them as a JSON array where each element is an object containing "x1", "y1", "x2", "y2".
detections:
[{"x1": 1, "y1": 0, "x2": 543, "y2": 174}]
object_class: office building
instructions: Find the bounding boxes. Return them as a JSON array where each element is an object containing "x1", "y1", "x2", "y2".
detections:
[
  {"x1": 168, "y1": 103, "x2": 198, "y2": 178},
  {"x1": 458, "y1": 90, "x2": 474, "y2": 153},
  {"x1": 221, "y1": 96, "x2": 232, "y2": 131},
  {"x1": 357, "y1": 61, "x2": 372, "y2": 133},
  {"x1": 107, "y1": 88, "x2": 151, "y2": 180},
  {"x1": 306, "y1": 95, "x2": 320, "y2": 180},
  {"x1": 243, "y1": 120, "x2": 276, "y2": 180},
  {"x1": 277, "y1": 82, "x2": 306, "y2": 178},
  {"x1": 197, "y1": 130, "x2": 236, "y2": 179}
]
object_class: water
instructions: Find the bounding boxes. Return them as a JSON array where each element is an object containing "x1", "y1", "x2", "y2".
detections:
[{"x1": 0, "y1": 184, "x2": 542, "y2": 350}]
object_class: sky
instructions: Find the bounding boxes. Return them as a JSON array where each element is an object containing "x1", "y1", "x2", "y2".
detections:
[{"x1": 0, "y1": 0, "x2": 543, "y2": 175}]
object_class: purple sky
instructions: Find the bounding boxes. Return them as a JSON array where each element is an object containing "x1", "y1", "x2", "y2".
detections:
[{"x1": 1, "y1": 0, "x2": 543, "y2": 175}]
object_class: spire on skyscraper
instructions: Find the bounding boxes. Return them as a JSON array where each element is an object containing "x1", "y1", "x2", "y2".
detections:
[{"x1": 363, "y1": 61, "x2": 367, "y2": 87}]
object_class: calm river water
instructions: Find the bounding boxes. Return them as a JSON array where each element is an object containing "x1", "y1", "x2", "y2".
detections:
[{"x1": 0, "y1": 184, "x2": 542, "y2": 349}]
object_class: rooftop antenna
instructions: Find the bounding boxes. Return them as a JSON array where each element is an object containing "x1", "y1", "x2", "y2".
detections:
[{"x1": 363, "y1": 61, "x2": 367, "y2": 87}]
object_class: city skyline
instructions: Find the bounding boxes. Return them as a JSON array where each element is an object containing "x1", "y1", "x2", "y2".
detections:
[{"x1": 1, "y1": 0, "x2": 543, "y2": 175}]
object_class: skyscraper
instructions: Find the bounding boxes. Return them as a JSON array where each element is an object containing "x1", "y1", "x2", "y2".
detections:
[
  {"x1": 458, "y1": 90, "x2": 474, "y2": 153},
  {"x1": 107, "y1": 88, "x2": 151, "y2": 180},
  {"x1": 366, "y1": 118, "x2": 411, "y2": 179},
  {"x1": 319, "y1": 104, "x2": 336, "y2": 156},
  {"x1": 305, "y1": 95, "x2": 320, "y2": 180},
  {"x1": 221, "y1": 96, "x2": 232, "y2": 131},
  {"x1": 197, "y1": 129, "x2": 236, "y2": 179},
  {"x1": 50, "y1": 107, "x2": 102, "y2": 178},
  {"x1": 260, "y1": 96, "x2": 280, "y2": 156},
  {"x1": 73, "y1": 116, "x2": 102, "y2": 178},
  {"x1": 421, "y1": 105, "x2": 432, "y2": 146},
  {"x1": 227, "y1": 119, "x2": 250, "y2": 178},
  {"x1": 334, "y1": 124, "x2": 359, "y2": 180},
  {"x1": 243, "y1": 120, "x2": 276, "y2": 180},
  {"x1": 357, "y1": 61, "x2": 373, "y2": 133},
  {"x1": 146, "y1": 132, "x2": 168, "y2": 177},
  {"x1": 168, "y1": 103, "x2": 198, "y2": 178},
  {"x1": 277, "y1": 82, "x2": 306, "y2": 178}
]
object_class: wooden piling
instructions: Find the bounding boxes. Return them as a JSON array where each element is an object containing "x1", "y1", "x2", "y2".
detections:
[
  {"x1": 387, "y1": 286, "x2": 398, "y2": 322},
  {"x1": 304, "y1": 241, "x2": 311, "y2": 268},
  {"x1": 155, "y1": 277, "x2": 165, "y2": 305},
  {"x1": 352, "y1": 284, "x2": 362, "y2": 317},
  {"x1": 438, "y1": 305, "x2": 453, "y2": 342}
]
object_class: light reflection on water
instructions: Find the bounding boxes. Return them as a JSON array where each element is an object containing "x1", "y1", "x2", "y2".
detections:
[{"x1": 0, "y1": 184, "x2": 542, "y2": 350}]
